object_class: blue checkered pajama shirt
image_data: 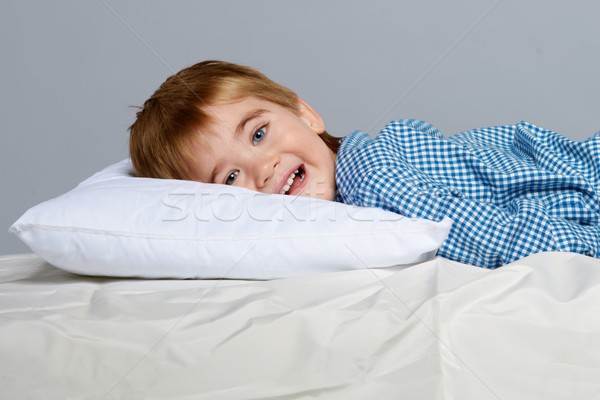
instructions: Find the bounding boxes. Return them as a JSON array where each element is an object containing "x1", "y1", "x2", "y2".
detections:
[{"x1": 335, "y1": 119, "x2": 600, "y2": 268}]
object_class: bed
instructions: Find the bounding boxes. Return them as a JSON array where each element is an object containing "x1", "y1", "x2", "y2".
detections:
[
  {"x1": 5, "y1": 159, "x2": 600, "y2": 398},
  {"x1": 2, "y1": 251, "x2": 599, "y2": 399}
]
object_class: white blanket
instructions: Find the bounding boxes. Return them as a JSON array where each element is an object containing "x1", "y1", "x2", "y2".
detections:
[{"x1": 1, "y1": 252, "x2": 599, "y2": 399}]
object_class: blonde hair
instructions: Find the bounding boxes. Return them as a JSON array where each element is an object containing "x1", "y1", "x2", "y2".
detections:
[{"x1": 129, "y1": 60, "x2": 340, "y2": 180}]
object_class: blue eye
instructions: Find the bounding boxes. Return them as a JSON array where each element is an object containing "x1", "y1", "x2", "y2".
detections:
[
  {"x1": 225, "y1": 171, "x2": 238, "y2": 185},
  {"x1": 252, "y1": 126, "x2": 266, "y2": 145}
]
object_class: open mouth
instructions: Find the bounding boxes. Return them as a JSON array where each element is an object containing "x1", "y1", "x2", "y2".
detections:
[{"x1": 279, "y1": 165, "x2": 306, "y2": 195}]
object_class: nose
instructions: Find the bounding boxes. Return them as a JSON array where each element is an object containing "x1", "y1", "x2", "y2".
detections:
[{"x1": 250, "y1": 154, "x2": 279, "y2": 191}]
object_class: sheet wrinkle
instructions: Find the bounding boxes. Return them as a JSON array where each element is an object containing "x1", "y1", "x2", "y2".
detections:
[
  {"x1": 211, "y1": 309, "x2": 297, "y2": 351},
  {"x1": 172, "y1": 289, "x2": 281, "y2": 329},
  {"x1": 204, "y1": 381, "x2": 352, "y2": 400}
]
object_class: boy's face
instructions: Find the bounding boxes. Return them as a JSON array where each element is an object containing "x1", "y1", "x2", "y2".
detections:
[{"x1": 189, "y1": 97, "x2": 337, "y2": 201}]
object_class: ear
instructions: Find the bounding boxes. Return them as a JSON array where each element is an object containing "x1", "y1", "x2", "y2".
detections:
[{"x1": 296, "y1": 98, "x2": 325, "y2": 134}]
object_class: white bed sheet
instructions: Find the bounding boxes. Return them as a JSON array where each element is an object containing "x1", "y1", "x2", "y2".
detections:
[{"x1": 1, "y1": 252, "x2": 599, "y2": 399}]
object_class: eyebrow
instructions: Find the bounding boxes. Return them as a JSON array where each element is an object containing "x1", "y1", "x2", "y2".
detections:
[{"x1": 235, "y1": 109, "x2": 267, "y2": 137}]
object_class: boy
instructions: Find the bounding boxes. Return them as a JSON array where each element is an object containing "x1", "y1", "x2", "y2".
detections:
[{"x1": 130, "y1": 60, "x2": 600, "y2": 268}]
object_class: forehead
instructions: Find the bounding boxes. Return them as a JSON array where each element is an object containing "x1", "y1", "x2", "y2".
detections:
[
  {"x1": 195, "y1": 97, "x2": 268, "y2": 145},
  {"x1": 204, "y1": 96, "x2": 279, "y2": 128},
  {"x1": 189, "y1": 97, "x2": 277, "y2": 181}
]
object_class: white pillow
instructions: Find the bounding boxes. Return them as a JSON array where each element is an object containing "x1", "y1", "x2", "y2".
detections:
[{"x1": 10, "y1": 160, "x2": 451, "y2": 279}]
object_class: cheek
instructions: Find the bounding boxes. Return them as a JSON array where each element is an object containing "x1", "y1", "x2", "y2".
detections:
[{"x1": 276, "y1": 128, "x2": 310, "y2": 150}]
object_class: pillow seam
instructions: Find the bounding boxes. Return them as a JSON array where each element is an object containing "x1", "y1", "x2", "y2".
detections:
[{"x1": 11, "y1": 223, "x2": 439, "y2": 242}]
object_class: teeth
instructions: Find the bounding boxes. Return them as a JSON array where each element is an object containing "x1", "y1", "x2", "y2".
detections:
[{"x1": 280, "y1": 169, "x2": 303, "y2": 194}]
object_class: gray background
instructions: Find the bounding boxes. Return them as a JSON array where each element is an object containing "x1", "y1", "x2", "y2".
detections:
[{"x1": 2, "y1": 0, "x2": 599, "y2": 255}]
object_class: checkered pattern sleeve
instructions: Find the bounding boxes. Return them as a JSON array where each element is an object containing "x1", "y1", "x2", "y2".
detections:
[{"x1": 335, "y1": 119, "x2": 600, "y2": 268}]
